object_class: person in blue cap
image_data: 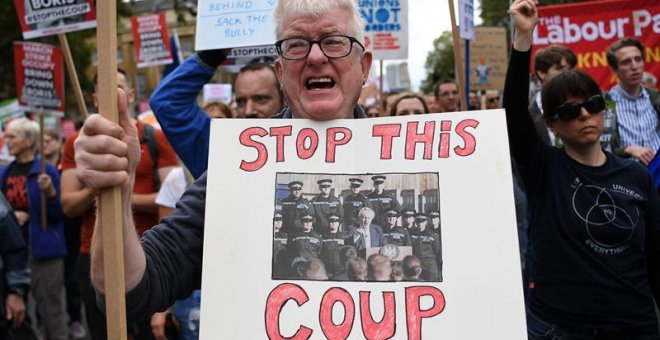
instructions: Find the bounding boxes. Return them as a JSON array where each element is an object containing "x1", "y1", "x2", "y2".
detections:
[
  {"x1": 367, "y1": 175, "x2": 401, "y2": 227},
  {"x1": 342, "y1": 178, "x2": 371, "y2": 227},
  {"x1": 310, "y1": 179, "x2": 343, "y2": 232},
  {"x1": 281, "y1": 181, "x2": 310, "y2": 233}
]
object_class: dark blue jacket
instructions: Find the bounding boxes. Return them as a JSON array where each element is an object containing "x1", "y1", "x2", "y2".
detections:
[
  {"x1": 150, "y1": 55, "x2": 214, "y2": 179},
  {"x1": 0, "y1": 157, "x2": 67, "y2": 261}
]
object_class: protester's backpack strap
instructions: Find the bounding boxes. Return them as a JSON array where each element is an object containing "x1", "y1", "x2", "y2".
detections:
[{"x1": 141, "y1": 123, "x2": 161, "y2": 190}]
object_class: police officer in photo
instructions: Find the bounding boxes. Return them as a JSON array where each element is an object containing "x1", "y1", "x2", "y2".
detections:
[
  {"x1": 367, "y1": 175, "x2": 401, "y2": 227},
  {"x1": 401, "y1": 209, "x2": 416, "y2": 231},
  {"x1": 287, "y1": 214, "x2": 322, "y2": 272},
  {"x1": 428, "y1": 209, "x2": 441, "y2": 235},
  {"x1": 319, "y1": 213, "x2": 348, "y2": 278},
  {"x1": 310, "y1": 179, "x2": 343, "y2": 232},
  {"x1": 382, "y1": 209, "x2": 411, "y2": 246},
  {"x1": 281, "y1": 181, "x2": 311, "y2": 233},
  {"x1": 272, "y1": 211, "x2": 289, "y2": 278},
  {"x1": 342, "y1": 178, "x2": 371, "y2": 227},
  {"x1": 410, "y1": 213, "x2": 442, "y2": 281}
]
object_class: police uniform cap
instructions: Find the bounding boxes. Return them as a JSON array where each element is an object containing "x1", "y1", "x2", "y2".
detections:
[
  {"x1": 415, "y1": 213, "x2": 428, "y2": 221},
  {"x1": 327, "y1": 213, "x2": 341, "y2": 222},
  {"x1": 273, "y1": 211, "x2": 283, "y2": 221},
  {"x1": 427, "y1": 210, "x2": 440, "y2": 218},
  {"x1": 317, "y1": 179, "x2": 333, "y2": 187},
  {"x1": 371, "y1": 175, "x2": 387, "y2": 184},
  {"x1": 402, "y1": 209, "x2": 416, "y2": 217},
  {"x1": 300, "y1": 214, "x2": 314, "y2": 221},
  {"x1": 349, "y1": 178, "x2": 363, "y2": 187},
  {"x1": 385, "y1": 209, "x2": 398, "y2": 217},
  {"x1": 288, "y1": 181, "x2": 303, "y2": 190}
]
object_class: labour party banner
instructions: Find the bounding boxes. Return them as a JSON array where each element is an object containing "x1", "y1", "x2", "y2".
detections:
[
  {"x1": 533, "y1": 0, "x2": 660, "y2": 91},
  {"x1": 13, "y1": 41, "x2": 65, "y2": 116},
  {"x1": 131, "y1": 13, "x2": 174, "y2": 68},
  {"x1": 200, "y1": 111, "x2": 526, "y2": 338},
  {"x1": 195, "y1": 0, "x2": 278, "y2": 51},
  {"x1": 13, "y1": 0, "x2": 97, "y2": 39},
  {"x1": 360, "y1": 0, "x2": 409, "y2": 60}
]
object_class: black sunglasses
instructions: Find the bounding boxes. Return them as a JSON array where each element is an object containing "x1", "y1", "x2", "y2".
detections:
[{"x1": 553, "y1": 94, "x2": 605, "y2": 121}]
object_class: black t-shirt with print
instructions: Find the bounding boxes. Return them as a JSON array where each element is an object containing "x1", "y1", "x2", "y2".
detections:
[{"x1": 2, "y1": 161, "x2": 33, "y2": 239}]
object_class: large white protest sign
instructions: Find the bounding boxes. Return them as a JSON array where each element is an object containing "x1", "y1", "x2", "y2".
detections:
[
  {"x1": 195, "y1": 0, "x2": 278, "y2": 51},
  {"x1": 360, "y1": 0, "x2": 409, "y2": 60},
  {"x1": 200, "y1": 111, "x2": 526, "y2": 338}
]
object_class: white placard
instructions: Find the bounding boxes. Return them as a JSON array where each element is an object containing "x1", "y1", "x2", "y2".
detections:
[
  {"x1": 459, "y1": 0, "x2": 475, "y2": 41},
  {"x1": 200, "y1": 111, "x2": 526, "y2": 338},
  {"x1": 360, "y1": 0, "x2": 409, "y2": 60},
  {"x1": 203, "y1": 83, "x2": 233, "y2": 104},
  {"x1": 195, "y1": 0, "x2": 278, "y2": 51}
]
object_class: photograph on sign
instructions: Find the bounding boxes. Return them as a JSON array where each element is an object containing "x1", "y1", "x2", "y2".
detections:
[
  {"x1": 13, "y1": 41, "x2": 65, "y2": 116},
  {"x1": 360, "y1": 0, "x2": 409, "y2": 60},
  {"x1": 195, "y1": 0, "x2": 278, "y2": 51},
  {"x1": 272, "y1": 172, "x2": 441, "y2": 282},
  {"x1": 200, "y1": 112, "x2": 526, "y2": 338},
  {"x1": 131, "y1": 13, "x2": 174, "y2": 68},
  {"x1": 13, "y1": 0, "x2": 97, "y2": 39}
]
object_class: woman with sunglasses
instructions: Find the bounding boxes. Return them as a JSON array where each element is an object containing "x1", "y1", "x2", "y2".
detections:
[{"x1": 506, "y1": 1, "x2": 660, "y2": 339}]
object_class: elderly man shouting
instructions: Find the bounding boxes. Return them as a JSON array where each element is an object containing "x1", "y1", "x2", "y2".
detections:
[{"x1": 74, "y1": 0, "x2": 372, "y2": 321}]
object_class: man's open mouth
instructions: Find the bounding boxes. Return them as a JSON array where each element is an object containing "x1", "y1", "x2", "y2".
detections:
[{"x1": 306, "y1": 77, "x2": 335, "y2": 90}]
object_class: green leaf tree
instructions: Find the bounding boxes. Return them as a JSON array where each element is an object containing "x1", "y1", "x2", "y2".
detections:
[{"x1": 420, "y1": 31, "x2": 455, "y2": 94}]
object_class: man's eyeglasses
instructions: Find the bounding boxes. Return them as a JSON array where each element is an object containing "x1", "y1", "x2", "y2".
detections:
[
  {"x1": 275, "y1": 35, "x2": 365, "y2": 60},
  {"x1": 553, "y1": 94, "x2": 605, "y2": 121}
]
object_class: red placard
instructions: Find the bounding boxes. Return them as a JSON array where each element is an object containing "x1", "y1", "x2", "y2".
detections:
[
  {"x1": 131, "y1": 13, "x2": 173, "y2": 68},
  {"x1": 13, "y1": 41, "x2": 65, "y2": 116},
  {"x1": 532, "y1": 0, "x2": 660, "y2": 91},
  {"x1": 13, "y1": 0, "x2": 97, "y2": 39}
]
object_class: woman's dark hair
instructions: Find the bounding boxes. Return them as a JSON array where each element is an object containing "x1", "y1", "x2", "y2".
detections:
[
  {"x1": 389, "y1": 92, "x2": 429, "y2": 116},
  {"x1": 541, "y1": 69, "x2": 602, "y2": 122}
]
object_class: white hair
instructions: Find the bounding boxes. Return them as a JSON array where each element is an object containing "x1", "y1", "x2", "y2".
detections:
[
  {"x1": 274, "y1": 0, "x2": 366, "y2": 43},
  {"x1": 6, "y1": 118, "x2": 40, "y2": 152},
  {"x1": 357, "y1": 207, "x2": 375, "y2": 219}
]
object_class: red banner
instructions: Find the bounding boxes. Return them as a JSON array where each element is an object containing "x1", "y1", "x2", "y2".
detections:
[
  {"x1": 532, "y1": 0, "x2": 660, "y2": 91},
  {"x1": 13, "y1": 0, "x2": 96, "y2": 39},
  {"x1": 13, "y1": 41, "x2": 65, "y2": 116},
  {"x1": 131, "y1": 13, "x2": 173, "y2": 68}
]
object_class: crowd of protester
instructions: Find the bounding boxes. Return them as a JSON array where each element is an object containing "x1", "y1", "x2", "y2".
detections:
[{"x1": 1, "y1": 0, "x2": 659, "y2": 338}]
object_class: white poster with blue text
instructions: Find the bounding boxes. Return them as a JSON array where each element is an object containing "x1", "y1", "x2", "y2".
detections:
[
  {"x1": 360, "y1": 0, "x2": 409, "y2": 60},
  {"x1": 195, "y1": 0, "x2": 277, "y2": 51}
]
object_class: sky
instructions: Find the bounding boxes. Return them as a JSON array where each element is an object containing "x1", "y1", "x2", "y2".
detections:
[{"x1": 390, "y1": 0, "x2": 483, "y2": 91}]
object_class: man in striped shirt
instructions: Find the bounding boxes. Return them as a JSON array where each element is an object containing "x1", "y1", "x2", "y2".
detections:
[{"x1": 607, "y1": 38, "x2": 660, "y2": 165}]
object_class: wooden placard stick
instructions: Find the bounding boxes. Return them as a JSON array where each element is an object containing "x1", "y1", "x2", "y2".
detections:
[
  {"x1": 96, "y1": 1, "x2": 128, "y2": 339},
  {"x1": 57, "y1": 34, "x2": 89, "y2": 120},
  {"x1": 448, "y1": 0, "x2": 468, "y2": 111},
  {"x1": 38, "y1": 114, "x2": 46, "y2": 230},
  {"x1": 379, "y1": 60, "x2": 384, "y2": 117}
]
